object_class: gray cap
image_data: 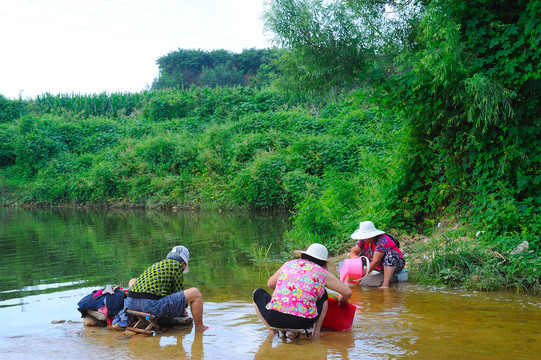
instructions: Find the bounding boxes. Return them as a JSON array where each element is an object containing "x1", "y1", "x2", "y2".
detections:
[{"x1": 166, "y1": 245, "x2": 189, "y2": 273}]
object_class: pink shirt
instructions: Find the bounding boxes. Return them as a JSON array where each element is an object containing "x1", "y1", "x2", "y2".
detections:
[{"x1": 266, "y1": 259, "x2": 327, "y2": 319}]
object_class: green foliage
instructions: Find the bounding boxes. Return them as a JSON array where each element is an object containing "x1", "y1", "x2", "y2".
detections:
[
  {"x1": 89, "y1": 159, "x2": 120, "y2": 201},
  {"x1": 388, "y1": 0, "x2": 541, "y2": 237},
  {"x1": 0, "y1": 123, "x2": 17, "y2": 166},
  {"x1": 263, "y1": 0, "x2": 421, "y2": 94},
  {"x1": 152, "y1": 48, "x2": 281, "y2": 89},
  {"x1": 14, "y1": 115, "x2": 65, "y2": 177},
  {"x1": 200, "y1": 61, "x2": 245, "y2": 88},
  {"x1": 29, "y1": 92, "x2": 149, "y2": 119},
  {"x1": 410, "y1": 232, "x2": 540, "y2": 294},
  {"x1": 227, "y1": 131, "x2": 292, "y2": 169},
  {"x1": 140, "y1": 86, "x2": 285, "y2": 123},
  {"x1": 285, "y1": 174, "x2": 360, "y2": 253},
  {"x1": 0, "y1": 95, "x2": 26, "y2": 122},
  {"x1": 411, "y1": 235, "x2": 506, "y2": 289},
  {"x1": 142, "y1": 91, "x2": 194, "y2": 121},
  {"x1": 230, "y1": 152, "x2": 289, "y2": 208}
]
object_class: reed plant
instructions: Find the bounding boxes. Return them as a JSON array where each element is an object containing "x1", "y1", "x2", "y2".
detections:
[{"x1": 250, "y1": 242, "x2": 274, "y2": 262}]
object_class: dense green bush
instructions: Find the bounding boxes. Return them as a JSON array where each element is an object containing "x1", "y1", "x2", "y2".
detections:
[
  {"x1": 285, "y1": 174, "x2": 361, "y2": 253},
  {"x1": 0, "y1": 123, "x2": 17, "y2": 166},
  {"x1": 142, "y1": 91, "x2": 194, "y2": 121},
  {"x1": 14, "y1": 116, "x2": 66, "y2": 176},
  {"x1": 152, "y1": 48, "x2": 281, "y2": 89},
  {"x1": 230, "y1": 152, "x2": 289, "y2": 208},
  {"x1": 200, "y1": 61, "x2": 245, "y2": 88},
  {"x1": 0, "y1": 88, "x2": 402, "y2": 216},
  {"x1": 0, "y1": 95, "x2": 25, "y2": 122}
]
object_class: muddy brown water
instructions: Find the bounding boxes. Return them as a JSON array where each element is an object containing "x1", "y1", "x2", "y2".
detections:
[{"x1": 1, "y1": 208, "x2": 540, "y2": 359}]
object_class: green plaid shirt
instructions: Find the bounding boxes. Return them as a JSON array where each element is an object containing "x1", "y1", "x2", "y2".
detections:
[{"x1": 130, "y1": 259, "x2": 184, "y2": 298}]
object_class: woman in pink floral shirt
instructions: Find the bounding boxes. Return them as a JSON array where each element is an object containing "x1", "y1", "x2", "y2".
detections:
[
  {"x1": 253, "y1": 243, "x2": 351, "y2": 338},
  {"x1": 348, "y1": 221, "x2": 405, "y2": 288}
]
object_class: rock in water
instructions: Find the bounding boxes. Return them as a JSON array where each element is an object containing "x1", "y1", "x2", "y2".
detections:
[
  {"x1": 360, "y1": 270, "x2": 409, "y2": 287},
  {"x1": 87, "y1": 309, "x2": 107, "y2": 321},
  {"x1": 83, "y1": 315, "x2": 106, "y2": 327}
]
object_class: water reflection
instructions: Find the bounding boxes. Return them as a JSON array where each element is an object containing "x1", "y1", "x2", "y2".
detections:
[
  {"x1": 0, "y1": 207, "x2": 290, "y2": 303},
  {"x1": 254, "y1": 331, "x2": 356, "y2": 360}
]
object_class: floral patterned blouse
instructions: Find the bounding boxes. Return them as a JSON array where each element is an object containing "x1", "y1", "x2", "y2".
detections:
[
  {"x1": 356, "y1": 234, "x2": 404, "y2": 271},
  {"x1": 266, "y1": 259, "x2": 327, "y2": 319}
]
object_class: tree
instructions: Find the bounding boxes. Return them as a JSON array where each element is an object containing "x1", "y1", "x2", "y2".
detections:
[
  {"x1": 263, "y1": 0, "x2": 422, "y2": 93},
  {"x1": 152, "y1": 48, "x2": 281, "y2": 89},
  {"x1": 263, "y1": 0, "x2": 541, "y2": 236},
  {"x1": 199, "y1": 61, "x2": 245, "y2": 87}
]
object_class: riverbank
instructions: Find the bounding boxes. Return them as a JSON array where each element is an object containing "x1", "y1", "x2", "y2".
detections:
[{"x1": 328, "y1": 223, "x2": 540, "y2": 295}]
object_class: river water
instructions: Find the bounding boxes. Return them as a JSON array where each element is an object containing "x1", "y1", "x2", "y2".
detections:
[{"x1": 0, "y1": 208, "x2": 539, "y2": 359}]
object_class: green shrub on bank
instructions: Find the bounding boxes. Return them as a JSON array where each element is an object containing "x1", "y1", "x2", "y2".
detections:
[
  {"x1": 230, "y1": 152, "x2": 289, "y2": 208},
  {"x1": 410, "y1": 230, "x2": 541, "y2": 294},
  {"x1": 285, "y1": 174, "x2": 361, "y2": 253},
  {"x1": 1, "y1": 88, "x2": 402, "y2": 216},
  {"x1": 0, "y1": 95, "x2": 26, "y2": 122},
  {"x1": 143, "y1": 91, "x2": 194, "y2": 121},
  {"x1": 0, "y1": 122, "x2": 17, "y2": 166}
]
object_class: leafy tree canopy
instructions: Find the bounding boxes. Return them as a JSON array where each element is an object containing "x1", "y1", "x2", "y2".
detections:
[{"x1": 152, "y1": 48, "x2": 282, "y2": 89}]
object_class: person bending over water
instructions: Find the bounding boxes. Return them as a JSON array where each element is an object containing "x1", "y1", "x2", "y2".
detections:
[
  {"x1": 253, "y1": 243, "x2": 351, "y2": 338},
  {"x1": 349, "y1": 221, "x2": 405, "y2": 288},
  {"x1": 126, "y1": 245, "x2": 208, "y2": 332}
]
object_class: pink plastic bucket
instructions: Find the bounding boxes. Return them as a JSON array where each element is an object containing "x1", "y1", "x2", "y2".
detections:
[{"x1": 340, "y1": 257, "x2": 369, "y2": 284}]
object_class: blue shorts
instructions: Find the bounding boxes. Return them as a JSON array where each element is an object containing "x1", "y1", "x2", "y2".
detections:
[{"x1": 125, "y1": 291, "x2": 186, "y2": 318}]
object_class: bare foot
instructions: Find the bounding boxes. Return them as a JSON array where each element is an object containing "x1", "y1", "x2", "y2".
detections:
[
  {"x1": 195, "y1": 325, "x2": 209, "y2": 332},
  {"x1": 379, "y1": 285, "x2": 389, "y2": 289},
  {"x1": 311, "y1": 331, "x2": 325, "y2": 339},
  {"x1": 268, "y1": 328, "x2": 277, "y2": 336}
]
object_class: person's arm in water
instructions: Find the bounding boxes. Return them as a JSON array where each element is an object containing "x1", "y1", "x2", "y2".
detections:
[
  {"x1": 349, "y1": 244, "x2": 361, "y2": 259},
  {"x1": 267, "y1": 264, "x2": 285, "y2": 290},
  {"x1": 325, "y1": 272, "x2": 352, "y2": 304}
]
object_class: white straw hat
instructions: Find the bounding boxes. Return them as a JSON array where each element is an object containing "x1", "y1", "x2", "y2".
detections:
[
  {"x1": 350, "y1": 221, "x2": 385, "y2": 240},
  {"x1": 294, "y1": 243, "x2": 328, "y2": 261}
]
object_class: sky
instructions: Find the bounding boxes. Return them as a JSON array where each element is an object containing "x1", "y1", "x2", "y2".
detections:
[{"x1": 0, "y1": 0, "x2": 272, "y2": 99}]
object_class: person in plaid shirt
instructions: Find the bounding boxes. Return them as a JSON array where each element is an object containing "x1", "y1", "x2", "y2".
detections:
[{"x1": 127, "y1": 245, "x2": 208, "y2": 332}]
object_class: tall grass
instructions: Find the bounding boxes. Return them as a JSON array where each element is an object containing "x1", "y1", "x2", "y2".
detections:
[
  {"x1": 409, "y1": 231, "x2": 541, "y2": 294},
  {"x1": 29, "y1": 92, "x2": 152, "y2": 119}
]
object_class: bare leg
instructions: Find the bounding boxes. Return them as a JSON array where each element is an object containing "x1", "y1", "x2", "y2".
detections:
[
  {"x1": 312, "y1": 299, "x2": 328, "y2": 339},
  {"x1": 252, "y1": 291, "x2": 276, "y2": 336},
  {"x1": 184, "y1": 287, "x2": 208, "y2": 332},
  {"x1": 380, "y1": 266, "x2": 395, "y2": 288}
]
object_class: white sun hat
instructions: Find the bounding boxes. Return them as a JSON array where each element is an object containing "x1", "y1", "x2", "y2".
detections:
[
  {"x1": 294, "y1": 243, "x2": 328, "y2": 261},
  {"x1": 350, "y1": 221, "x2": 385, "y2": 240}
]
